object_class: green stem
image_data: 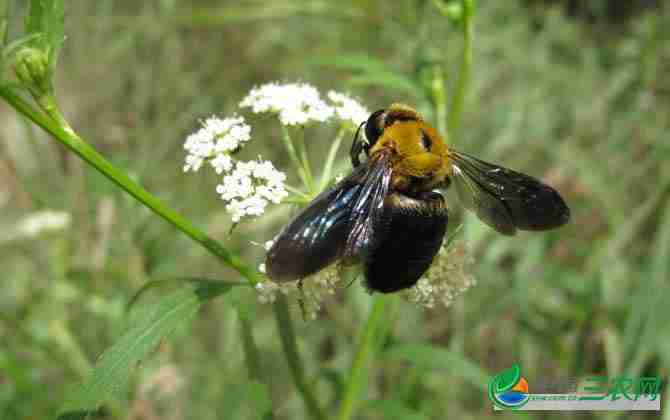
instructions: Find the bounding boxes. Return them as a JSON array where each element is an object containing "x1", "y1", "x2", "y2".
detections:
[
  {"x1": 0, "y1": 86, "x2": 261, "y2": 284},
  {"x1": 285, "y1": 183, "x2": 311, "y2": 198},
  {"x1": 318, "y1": 127, "x2": 345, "y2": 192},
  {"x1": 431, "y1": 66, "x2": 448, "y2": 139},
  {"x1": 337, "y1": 295, "x2": 388, "y2": 420},
  {"x1": 273, "y1": 295, "x2": 327, "y2": 420},
  {"x1": 447, "y1": 0, "x2": 475, "y2": 141},
  {"x1": 281, "y1": 125, "x2": 311, "y2": 191},
  {"x1": 295, "y1": 127, "x2": 315, "y2": 193},
  {"x1": 239, "y1": 316, "x2": 262, "y2": 381}
]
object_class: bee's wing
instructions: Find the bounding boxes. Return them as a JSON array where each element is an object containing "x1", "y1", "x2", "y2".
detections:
[
  {"x1": 450, "y1": 150, "x2": 570, "y2": 235},
  {"x1": 344, "y1": 153, "x2": 392, "y2": 258},
  {"x1": 265, "y1": 153, "x2": 392, "y2": 281}
]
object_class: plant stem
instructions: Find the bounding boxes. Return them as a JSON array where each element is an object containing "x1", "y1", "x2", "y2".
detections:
[
  {"x1": 295, "y1": 127, "x2": 315, "y2": 193},
  {"x1": 447, "y1": 0, "x2": 475, "y2": 141},
  {"x1": 281, "y1": 125, "x2": 311, "y2": 191},
  {"x1": 337, "y1": 295, "x2": 388, "y2": 420},
  {"x1": 273, "y1": 295, "x2": 327, "y2": 420},
  {"x1": 0, "y1": 86, "x2": 261, "y2": 284},
  {"x1": 431, "y1": 66, "x2": 448, "y2": 139},
  {"x1": 239, "y1": 316, "x2": 262, "y2": 381},
  {"x1": 319, "y1": 127, "x2": 345, "y2": 191},
  {"x1": 240, "y1": 312, "x2": 276, "y2": 420}
]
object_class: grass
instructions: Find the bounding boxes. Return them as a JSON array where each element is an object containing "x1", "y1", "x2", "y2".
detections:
[{"x1": 1, "y1": 1, "x2": 669, "y2": 419}]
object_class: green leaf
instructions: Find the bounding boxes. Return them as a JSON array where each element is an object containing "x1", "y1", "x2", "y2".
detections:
[
  {"x1": 57, "y1": 279, "x2": 235, "y2": 419},
  {"x1": 383, "y1": 343, "x2": 489, "y2": 391},
  {"x1": 126, "y1": 277, "x2": 246, "y2": 311}
]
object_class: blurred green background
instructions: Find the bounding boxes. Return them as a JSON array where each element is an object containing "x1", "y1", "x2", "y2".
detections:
[{"x1": 1, "y1": 0, "x2": 669, "y2": 419}]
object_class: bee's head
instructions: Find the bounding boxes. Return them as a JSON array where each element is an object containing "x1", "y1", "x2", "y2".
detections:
[{"x1": 350, "y1": 104, "x2": 423, "y2": 167}]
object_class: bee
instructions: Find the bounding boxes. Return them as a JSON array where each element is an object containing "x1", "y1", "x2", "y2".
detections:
[{"x1": 265, "y1": 104, "x2": 570, "y2": 293}]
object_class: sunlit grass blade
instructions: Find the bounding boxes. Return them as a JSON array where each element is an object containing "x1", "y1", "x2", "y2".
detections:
[{"x1": 58, "y1": 280, "x2": 236, "y2": 419}]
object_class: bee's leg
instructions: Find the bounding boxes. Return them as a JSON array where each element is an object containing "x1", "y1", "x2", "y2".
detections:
[
  {"x1": 345, "y1": 273, "x2": 358, "y2": 289},
  {"x1": 297, "y1": 278, "x2": 307, "y2": 320},
  {"x1": 350, "y1": 120, "x2": 367, "y2": 167}
]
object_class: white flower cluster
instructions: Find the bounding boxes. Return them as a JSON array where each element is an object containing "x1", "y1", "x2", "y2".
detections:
[
  {"x1": 183, "y1": 115, "x2": 288, "y2": 222},
  {"x1": 255, "y1": 263, "x2": 343, "y2": 319},
  {"x1": 327, "y1": 91, "x2": 370, "y2": 127},
  {"x1": 183, "y1": 115, "x2": 250, "y2": 173},
  {"x1": 240, "y1": 82, "x2": 333, "y2": 126},
  {"x1": 240, "y1": 82, "x2": 369, "y2": 127},
  {"x1": 402, "y1": 241, "x2": 477, "y2": 309},
  {"x1": 216, "y1": 159, "x2": 288, "y2": 223},
  {"x1": 183, "y1": 82, "x2": 369, "y2": 224}
]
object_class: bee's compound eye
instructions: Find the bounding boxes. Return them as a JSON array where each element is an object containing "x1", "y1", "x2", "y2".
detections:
[{"x1": 364, "y1": 109, "x2": 386, "y2": 150}]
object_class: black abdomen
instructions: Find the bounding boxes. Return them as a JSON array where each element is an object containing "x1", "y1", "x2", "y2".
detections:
[{"x1": 364, "y1": 192, "x2": 448, "y2": 293}]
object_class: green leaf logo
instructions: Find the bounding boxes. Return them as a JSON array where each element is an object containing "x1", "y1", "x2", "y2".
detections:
[
  {"x1": 492, "y1": 364, "x2": 521, "y2": 393},
  {"x1": 488, "y1": 364, "x2": 528, "y2": 409}
]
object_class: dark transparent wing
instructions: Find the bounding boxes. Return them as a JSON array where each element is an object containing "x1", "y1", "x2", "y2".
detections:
[
  {"x1": 344, "y1": 153, "x2": 392, "y2": 258},
  {"x1": 265, "y1": 154, "x2": 391, "y2": 281},
  {"x1": 450, "y1": 150, "x2": 570, "y2": 235}
]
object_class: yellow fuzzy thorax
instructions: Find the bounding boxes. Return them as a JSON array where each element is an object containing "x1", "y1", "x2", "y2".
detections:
[{"x1": 368, "y1": 115, "x2": 451, "y2": 192}]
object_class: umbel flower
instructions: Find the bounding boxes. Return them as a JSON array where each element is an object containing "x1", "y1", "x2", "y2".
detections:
[
  {"x1": 401, "y1": 240, "x2": 477, "y2": 308},
  {"x1": 182, "y1": 82, "x2": 475, "y2": 315}
]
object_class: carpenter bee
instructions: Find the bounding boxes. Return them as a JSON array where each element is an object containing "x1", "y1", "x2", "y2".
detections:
[{"x1": 265, "y1": 104, "x2": 570, "y2": 293}]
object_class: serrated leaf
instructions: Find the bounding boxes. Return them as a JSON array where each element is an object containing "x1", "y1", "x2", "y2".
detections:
[
  {"x1": 57, "y1": 280, "x2": 235, "y2": 419},
  {"x1": 383, "y1": 343, "x2": 489, "y2": 391}
]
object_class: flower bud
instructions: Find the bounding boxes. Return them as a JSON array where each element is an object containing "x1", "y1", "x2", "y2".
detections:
[
  {"x1": 444, "y1": 2, "x2": 463, "y2": 22},
  {"x1": 434, "y1": 0, "x2": 464, "y2": 24},
  {"x1": 14, "y1": 48, "x2": 53, "y2": 96}
]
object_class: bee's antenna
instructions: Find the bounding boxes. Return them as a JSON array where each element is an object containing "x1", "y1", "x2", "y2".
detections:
[{"x1": 350, "y1": 120, "x2": 367, "y2": 167}]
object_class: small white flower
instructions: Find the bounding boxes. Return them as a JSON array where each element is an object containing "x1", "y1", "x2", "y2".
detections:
[
  {"x1": 240, "y1": 82, "x2": 335, "y2": 126},
  {"x1": 258, "y1": 263, "x2": 266, "y2": 274},
  {"x1": 254, "y1": 264, "x2": 343, "y2": 319},
  {"x1": 183, "y1": 115, "x2": 251, "y2": 173},
  {"x1": 255, "y1": 281, "x2": 279, "y2": 304},
  {"x1": 327, "y1": 91, "x2": 370, "y2": 127},
  {"x1": 402, "y1": 241, "x2": 476, "y2": 309},
  {"x1": 210, "y1": 154, "x2": 233, "y2": 174},
  {"x1": 217, "y1": 159, "x2": 288, "y2": 222}
]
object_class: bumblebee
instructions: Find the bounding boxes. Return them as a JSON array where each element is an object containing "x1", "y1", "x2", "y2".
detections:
[{"x1": 265, "y1": 104, "x2": 570, "y2": 293}]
